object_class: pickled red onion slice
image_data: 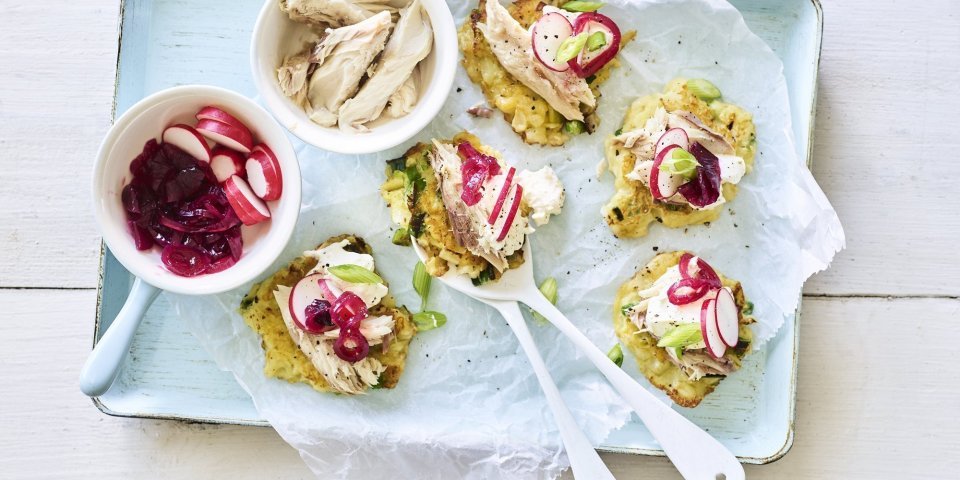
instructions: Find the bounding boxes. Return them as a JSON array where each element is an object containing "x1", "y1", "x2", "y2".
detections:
[
  {"x1": 457, "y1": 142, "x2": 501, "y2": 206},
  {"x1": 334, "y1": 327, "x2": 370, "y2": 363},
  {"x1": 160, "y1": 244, "x2": 211, "y2": 277},
  {"x1": 666, "y1": 277, "x2": 713, "y2": 305},
  {"x1": 678, "y1": 253, "x2": 721, "y2": 287},
  {"x1": 332, "y1": 291, "x2": 367, "y2": 330}
]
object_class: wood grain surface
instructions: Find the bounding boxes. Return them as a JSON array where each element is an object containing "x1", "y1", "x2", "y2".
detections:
[{"x1": 1, "y1": 0, "x2": 958, "y2": 479}]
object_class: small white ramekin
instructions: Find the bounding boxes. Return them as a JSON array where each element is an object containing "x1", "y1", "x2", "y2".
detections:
[
  {"x1": 250, "y1": 0, "x2": 457, "y2": 155},
  {"x1": 92, "y1": 84, "x2": 302, "y2": 295}
]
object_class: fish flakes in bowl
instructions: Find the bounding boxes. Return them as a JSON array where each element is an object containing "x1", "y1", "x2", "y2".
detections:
[{"x1": 251, "y1": 0, "x2": 458, "y2": 155}]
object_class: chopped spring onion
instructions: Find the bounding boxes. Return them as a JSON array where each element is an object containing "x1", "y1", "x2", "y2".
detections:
[
  {"x1": 413, "y1": 261, "x2": 431, "y2": 310},
  {"x1": 659, "y1": 147, "x2": 700, "y2": 180},
  {"x1": 563, "y1": 120, "x2": 586, "y2": 135},
  {"x1": 562, "y1": 1, "x2": 605, "y2": 12},
  {"x1": 413, "y1": 311, "x2": 447, "y2": 331},
  {"x1": 587, "y1": 31, "x2": 607, "y2": 52},
  {"x1": 555, "y1": 33, "x2": 589, "y2": 63},
  {"x1": 532, "y1": 277, "x2": 558, "y2": 324},
  {"x1": 607, "y1": 344, "x2": 624, "y2": 367},
  {"x1": 328, "y1": 264, "x2": 383, "y2": 284},
  {"x1": 656, "y1": 323, "x2": 703, "y2": 348},
  {"x1": 392, "y1": 228, "x2": 411, "y2": 246},
  {"x1": 687, "y1": 78, "x2": 722, "y2": 101}
]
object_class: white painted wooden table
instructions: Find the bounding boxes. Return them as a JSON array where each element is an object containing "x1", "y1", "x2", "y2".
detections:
[{"x1": 1, "y1": 1, "x2": 958, "y2": 478}]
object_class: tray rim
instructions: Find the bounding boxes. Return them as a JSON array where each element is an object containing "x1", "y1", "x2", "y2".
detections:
[{"x1": 90, "y1": 0, "x2": 824, "y2": 466}]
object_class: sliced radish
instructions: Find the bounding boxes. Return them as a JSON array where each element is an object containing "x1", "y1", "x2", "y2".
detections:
[
  {"x1": 650, "y1": 144, "x2": 685, "y2": 199},
  {"x1": 289, "y1": 274, "x2": 335, "y2": 333},
  {"x1": 196, "y1": 106, "x2": 247, "y2": 130},
  {"x1": 245, "y1": 144, "x2": 283, "y2": 201},
  {"x1": 209, "y1": 147, "x2": 246, "y2": 183},
  {"x1": 531, "y1": 12, "x2": 574, "y2": 72},
  {"x1": 196, "y1": 119, "x2": 253, "y2": 154},
  {"x1": 567, "y1": 12, "x2": 622, "y2": 78},
  {"x1": 496, "y1": 184, "x2": 523, "y2": 242},
  {"x1": 319, "y1": 278, "x2": 339, "y2": 302},
  {"x1": 488, "y1": 167, "x2": 516, "y2": 224},
  {"x1": 679, "y1": 253, "x2": 721, "y2": 286},
  {"x1": 714, "y1": 288, "x2": 740, "y2": 348},
  {"x1": 162, "y1": 124, "x2": 211, "y2": 163},
  {"x1": 655, "y1": 128, "x2": 690, "y2": 156},
  {"x1": 700, "y1": 297, "x2": 727, "y2": 359},
  {"x1": 223, "y1": 175, "x2": 270, "y2": 225}
]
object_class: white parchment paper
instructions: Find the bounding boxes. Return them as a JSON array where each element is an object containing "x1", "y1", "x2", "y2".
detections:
[{"x1": 170, "y1": 0, "x2": 844, "y2": 478}]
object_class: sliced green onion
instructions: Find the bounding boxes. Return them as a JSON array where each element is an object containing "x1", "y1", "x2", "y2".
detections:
[
  {"x1": 562, "y1": 1, "x2": 604, "y2": 12},
  {"x1": 413, "y1": 311, "x2": 447, "y2": 331},
  {"x1": 587, "y1": 31, "x2": 607, "y2": 52},
  {"x1": 538, "y1": 277, "x2": 558, "y2": 303},
  {"x1": 555, "y1": 33, "x2": 588, "y2": 63},
  {"x1": 657, "y1": 323, "x2": 703, "y2": 348},
  {"x1": 328, "y1": 264, "x2": 383, "y2": 284},
  {"x1": 659, "y1": 147, "x2": 700, "y2": 180},
  {"x1": 620, "y1": 302, "x2": 638, "y2": 317},
  {"x1": 413, "y1": 261, "x2": 431, "y2": 311},
  {"x1": 532, "y1": 277, "x2": 559, "y2": 325},
  {"x1": 392, "y1": 228, "x2": 411, "y2": 246},
  {"x1": 687, "y1": 78, "x2": 722, "y2": 101},
  {"x1": 563, "y1": 120, "x2": 585, "y2": 135},
  {"x1": 742, "y1": 301, "x2": 754, "y2": 316},
  {"x1": 607, "y1": 344, "x2": 624, "y2": 367}
]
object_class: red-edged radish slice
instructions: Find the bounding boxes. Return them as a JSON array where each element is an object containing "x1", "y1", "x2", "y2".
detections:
[
  {"x1": 245, "y1": 144, "x2": 283, "y2": 201},
  {"x1": 162, "y1": 124, "x2": 211, "y2": 162},
  {"x1": 714, "y1": 288, "x2": 740, "y2": 347},
  {"x1": 496, "y1": 184, "x2": 523, "y2": 242},
  {"x1": 319, "y1": 278, "x2": 339, "y2": 302},
  {"x1": 223, "y1": 175, "x2": 270, "y2": 225},
  {"x1": 700, "y1": 297, "x2": 727, "y2": 359},
  {"x1": 567, "y1": 12, "x2": 622, "y2": 78},
  {"x1": 196, "y1": 119, "x2": 253, "y2": 153},
  {"x1": 288, "y1": 274, "x2": 337, "y2": 334},
  {"x1": 196, "y1": 106, "x2": 247, "y2": 130},
  {"x1": 531, "y1": 12, "x2": 574, "y2": 72},
  {"x1": 209, "y1": 147, "x2": 245, "y2": 183},
  {"x1": 488, "y1": 167, "x2": 516, "y2": 224},
  {"x1": 679, "y1": 252, "x2": 721, "y2": 286},
  {"x1": 655, "y1": 128, "x2": 690, "y2": 156},
  {"x1": 650, "y1": 144, "x2": 685, "y2": 199}
]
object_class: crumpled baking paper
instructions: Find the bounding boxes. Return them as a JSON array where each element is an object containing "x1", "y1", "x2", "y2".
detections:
[{"x1": 170, "y1": 0, "x2": 844, "y2": 478}]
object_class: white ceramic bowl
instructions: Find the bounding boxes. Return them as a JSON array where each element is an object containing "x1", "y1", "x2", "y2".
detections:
[
  {"x1": 92, "y1": 85, "x2": 301, "y2": 295},
  {"x1": 250, "y1": 0, "x2": 457, "y2": 155}
]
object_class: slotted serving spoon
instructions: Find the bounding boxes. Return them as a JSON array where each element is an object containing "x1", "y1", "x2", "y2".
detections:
[{"x1": 413, "y1": 241, "x2": 744, "y2": 480}]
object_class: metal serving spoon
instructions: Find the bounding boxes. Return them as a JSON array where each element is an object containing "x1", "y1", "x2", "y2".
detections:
[
  {"x1": 413, "y1": 244, "x2": 613, "y2": 479},
  {"x1": 414, "y1": 241, "x2": 744, "y2": 480}
]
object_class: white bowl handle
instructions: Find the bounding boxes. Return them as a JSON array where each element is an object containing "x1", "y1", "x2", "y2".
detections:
[{"x1": 79, "y1": 277, "x2": 161, "y2": 397}]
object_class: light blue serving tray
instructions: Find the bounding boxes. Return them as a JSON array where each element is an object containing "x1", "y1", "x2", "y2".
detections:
[{"x1": 93, "y1": 0, "x2": 822, "y2": 464}]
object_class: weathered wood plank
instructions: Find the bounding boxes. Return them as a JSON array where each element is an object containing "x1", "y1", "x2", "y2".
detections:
[
  {"x1": 804, "y1": 0, "x2": 960, "y2": 295},
  {"x1": 0, "y1": 1, "x2": 120, "y2": 288}
]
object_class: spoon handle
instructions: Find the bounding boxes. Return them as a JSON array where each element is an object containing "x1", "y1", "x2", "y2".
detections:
[
  {"x1": 79, "y1": 278, "x2": 161, "y2": 397},
  {"x1": 523, "y1": 294, "x2": 744, "y2": 480},
  {"x1": 488, "y1": 300, "x2": 615, "y2": 480}
]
